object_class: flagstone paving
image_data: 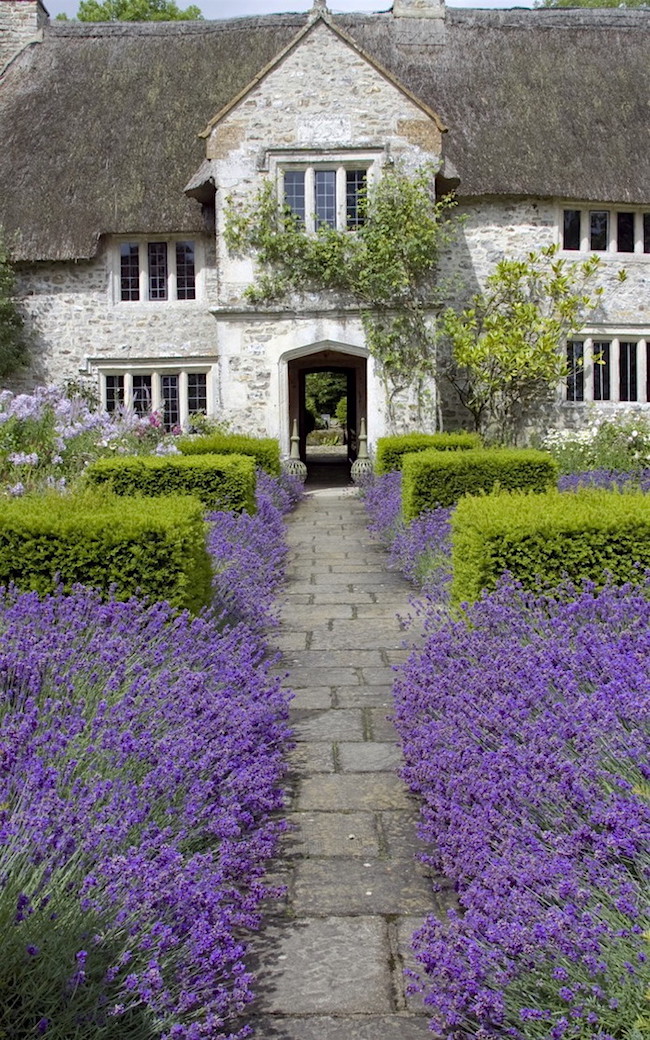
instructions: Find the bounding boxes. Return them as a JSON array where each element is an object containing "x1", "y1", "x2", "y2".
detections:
[{"x1": 247, "y1": 487, "x2": 453, "y2": 1039}]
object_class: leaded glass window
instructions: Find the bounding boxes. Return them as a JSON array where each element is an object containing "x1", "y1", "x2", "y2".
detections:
[
  {"x1": 148, "y1": 243, "x2": 168, "y2": 301},
  {"x1": 188, "y1": 373, "x2": 207, "y2": 415},
  {"x1": 593, "y1": 341, "x2": 611, "y2": 401},
  {"x1": 161, "y1": 374, "x2": 180, "y2": 431},
  {"x1": 132, "y1": 374, "x2": 152, "y2": 415},
  {"x1": 120, "y1": 243, "x2": 140, "y2": 301},
  {"x1": 566, "y1": 341, "x2": 584, "y2": 402},
  {"x1": 314, "y1": 170, "x2": 336, "y2": 229},
  {"x1": 175, "y1": 242, "x2": 196, "y2": 300},
  {"x1": 105, "y1": 375, "x2": 125, "y2": 413}
]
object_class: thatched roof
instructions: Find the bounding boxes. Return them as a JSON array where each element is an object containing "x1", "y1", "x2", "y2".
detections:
[{"x1": 0, "y1": 7, "x2": 648, "y2": 261}]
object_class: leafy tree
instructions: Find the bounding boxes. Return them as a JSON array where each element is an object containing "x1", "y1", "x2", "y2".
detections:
[
  {"x1": 68, "y1": 0, "x2": 202, "y2": 22},
  {"x1": 0, "y1": 235, "x2": 29, "y2": 381},
  {"x1": 225, "y1": 163, "x2": 456, "y2": 432},
  {"x1": 441, "y1": 245, "x2": 623, "y2": 444},
  {"x1": 305, "y1": 372, "x2": 348, "y2": 420}
]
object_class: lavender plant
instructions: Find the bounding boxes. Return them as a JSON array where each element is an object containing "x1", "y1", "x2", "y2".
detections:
[
  {"x1": 393, "y1": 578, "x2": 650, "y2": 1039},
  {"x1": 0, "y1": 471, "x2": 299, "y2": 1039},
  {"x1": 0, "y1": 385, "x2": 178, "y2": 496}
]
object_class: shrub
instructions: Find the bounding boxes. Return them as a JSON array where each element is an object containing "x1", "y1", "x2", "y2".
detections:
[
  {"x1": 0, "y1": 385, "x2": 179, "y2": 497},
  {"x1": 86, "y1": 453, "x2": 256, "y2": 514},
  {"x1": 451, "y1": 486, "x2": 650, "y2": 604},
  {"x1": 178, "y1": 432, "x2": 281, "y2": 476},
  {"x1": 542, "y1": 409, "x2": 650, "y2": 474},
  {"x1": 394, "y1": 578, "x2": 650, "y2": 1039},
  {"x1": 0, "y1": 492, "x2": 212, "y2": 612},
  {"x1": 401, "y1": 447, "x2": 557, "y2": 520},
  {"x1": 375, "y1": 431, "x2": 481, "y2": 474},
  {"x1": 0, "y1": 584, "x2": 290, "y2": 1040}
]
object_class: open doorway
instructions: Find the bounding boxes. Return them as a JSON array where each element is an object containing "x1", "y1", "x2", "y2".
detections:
[{"x1": 287, "y1": 348, "x2": 367, "y2": 485}]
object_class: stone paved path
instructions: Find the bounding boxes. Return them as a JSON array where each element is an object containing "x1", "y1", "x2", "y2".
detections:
[{"x1": 248, "y1": 487, "x2": 452, "y2": 1039}]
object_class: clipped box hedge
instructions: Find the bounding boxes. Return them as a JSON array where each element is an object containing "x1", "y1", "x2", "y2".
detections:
[
  {"x1": 86, "y1": 454, "x2": 256, "y2": 514},
  {"x1": 402, "y1": 447, "x2": 558, "y2": 520},
  {"x1": 0, "y1": 493, "x2": 212, "y2": 612},
  {"x1": 177, "y1": 433, "x2": 281, "y2": 476},
  {"x1": 451, "y1": 487, "x2": 650, "y2": 605},
  {"x1": 375, "y1": 432, "x2": 481, "y2": 474}
]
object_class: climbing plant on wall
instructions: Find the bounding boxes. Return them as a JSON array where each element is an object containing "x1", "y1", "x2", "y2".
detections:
[{"x1": 224, "y1": 163, "x2": 456, "y2": 431}]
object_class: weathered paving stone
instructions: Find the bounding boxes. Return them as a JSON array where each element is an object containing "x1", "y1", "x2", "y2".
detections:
[
  {"x1": 309, "y1": 622, "x2": 407, "y2": 651},
  {"x1": 368, "y1": 707, "x2": 399, "y2": 741},
  {"x1": 360, "y1": 666, "x2": 399, "y2": 685},
  {"x1": 396, "y1": 915, "x2": 429, "y2": 1012},
  {"x1": 292, "y1": 859, "x2": 435, "y2": 915},
  {"x1": 334, "y1": 684, "x2": 393, "y2": 708},
  {"x1": 287, "y1": 811, "x2": 380, "y2": 857},
  {"x1": 287, "y1": 687, "x2": 334, "y2": 709},
  {"x1": 250, "y1": 1014, "x2": 434, "y2": 1039},
  {"x1": 291, "y1": 708, "x2": 364, "y2": 742},
  {"x1": 298, "y1": 774, "x2": 412, "y2": 811},
  {"x1": 288, "y1": 741, "x2": 336, "y2": 773},
  {"x1": 287, "y1": 667, "x2": 361, "y2": 688},
  {"x1": 379, "y1": 810, "x2": 428, "y2": 858},
  {"x1": 255, "y1": 917, "x2": 392, "y2": 1014},
  {"x1": 338, "y1": 741, "x2": 402, "y2": 773},
  {"x1": 285, "y1": 650, "x2": 384, "y2": 668}
]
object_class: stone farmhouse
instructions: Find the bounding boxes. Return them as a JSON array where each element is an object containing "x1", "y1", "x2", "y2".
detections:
[{"x1": 0, "y1": 0, "x2": 649, "y2": 459}]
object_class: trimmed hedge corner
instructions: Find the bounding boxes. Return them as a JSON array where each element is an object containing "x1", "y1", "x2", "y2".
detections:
[
  {"x1": 402, "y1": 447, "x2": 558, "y2": 520},
  {"x1": 451, "y1": 487, "x2": 650, "y2": 604},
  {"x1": 0, "y1": 493, "x2": 212, "y2": 612},
  {"x1": 177, "y1": 433, "x2": 281, "y2": 476},
  {"x1": 375, "y1": 432, "x2": 481, "y2": 474},
  {"x1": 86, "y1": 454, "x2": 256, "y2": 514}
]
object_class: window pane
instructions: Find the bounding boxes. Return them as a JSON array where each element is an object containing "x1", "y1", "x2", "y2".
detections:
[
  {"x1": 187, "y1": 373, "x2": 207, "y2": 415},
  {"x1": 120, "y1": 243, "x2": 140, "y2": 301},
  {"x1": 314, "y1": 170, "x2": 336, "y2": 229},
  {"x1": 590, "y1": 211, "x2": 609, "y2": 251},
  {"x1": 566, "y1": 341, "x2": 584, "y2": 402},
  {"x1": 619, "y1": 342, "x2": 638, "y2": 402},
  {"x1": 284, "y1": 171, "x2": 306, "y2": 224},
  {"x1": 346, "y1": 170, "x2": 367, "y2": 230},
  {"x1": 593, "y1": 341, "x2": 611, "y2": 401},
  {"x1": 132, "y1": 374, "x2": 152, "y2": 415},
  {"x1": 161, "y1": 374, "x2": 179, "y2": 431},
  {"x1": 563, "y1": 210, "x2": 581, "y2": 251},
  {"x1": 644, "y1": 213, "x2": 650, "y2": 254},
  {"x1": 148, "y1": 242, "x2": 168, "y2": 301},
  {"x1": 105, "y1": 375, "x2": 124, "y2": 413},
  {"x1": 617, "y1": 212, "x2": 635, "y2": 253},
  {"x1": 176, "y1": 242, "x2": 196, "y2": 300}
]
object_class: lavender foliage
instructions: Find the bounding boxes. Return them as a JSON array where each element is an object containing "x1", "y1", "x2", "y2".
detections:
[
  {"x1": 393, "y1": 578, "x2": 650, "y2": 1038},
  {"x1": 362, "y1": 471, "x2": 452, "y2": 598},
  {"x1": 0, "y1": 472, "x2": 298, "y2": 1039}
]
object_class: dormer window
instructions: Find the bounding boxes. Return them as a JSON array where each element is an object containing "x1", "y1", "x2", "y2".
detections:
[{"x1": 282, "y1": 164, "x2": 369, "y2": 232}]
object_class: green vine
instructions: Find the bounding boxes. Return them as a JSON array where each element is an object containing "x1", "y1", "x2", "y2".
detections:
[{"x1": 224, "y1": 163, "x2": 457, "y2": 430}]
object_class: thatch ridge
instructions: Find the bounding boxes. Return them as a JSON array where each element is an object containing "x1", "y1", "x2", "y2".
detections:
[{"x1": 1, "y1": 8, "x2": 648, "y2": 261}]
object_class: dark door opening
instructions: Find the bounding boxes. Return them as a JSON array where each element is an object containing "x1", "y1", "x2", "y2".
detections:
[{"x1": 288, "y1": 350, "x2": 367, "y2": 486}]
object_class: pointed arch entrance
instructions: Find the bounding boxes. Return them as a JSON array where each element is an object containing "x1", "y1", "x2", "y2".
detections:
[{"x1": 286, "y1": 344, "x2": 368, "y2": 475}]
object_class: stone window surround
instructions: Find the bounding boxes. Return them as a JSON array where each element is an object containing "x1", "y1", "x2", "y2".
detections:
[
  {"x1": 558, "y1": 203, "x2": 650, "y2": 256},
  {"x1": 264, "y1": 147, "x2": 385, "y2": 234},
  {"x1": 88, "y1": 358, "x2": 217, "y2": 429},
  {"x1": 111, "y1": 236, "x2": 206, "y2": 305},
  {"x1": 564, "y1": 331, "x2": 650, "y2": 405}
]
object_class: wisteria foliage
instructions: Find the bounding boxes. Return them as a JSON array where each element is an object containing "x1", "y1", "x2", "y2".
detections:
[{"x1": 0, "y1": 472, "x2": 300, "y2": 1040}]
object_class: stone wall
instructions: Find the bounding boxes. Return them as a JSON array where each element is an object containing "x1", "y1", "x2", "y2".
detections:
[
  {"x1": 15, "y1": 236, "x2": 219, "y2": 388},
  {"x1": 0, "y1": 0, "x2": 46, "y2": 74},
  {"x1": 437, "y1": 198, "x2": 650, "y2": 434}
]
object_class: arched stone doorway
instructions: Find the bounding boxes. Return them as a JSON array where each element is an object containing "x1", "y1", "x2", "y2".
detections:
[{"x1": 286, "y1": 345, "x2": 368, "y2": 474}]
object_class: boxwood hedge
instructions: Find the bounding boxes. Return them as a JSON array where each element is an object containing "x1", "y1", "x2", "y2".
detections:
[
  {"x1": 402, "y1": 447, "x2": 558, "y2": 520},
  {"x1": 86, "y1": 454, "x2": 256, "y2": 514},
  {"x1": 177, "y1": 433, "x2": 281, "y2": 476},
  {"x1": 451, "y1": 487, "x2": 650, "y2": 604},
  {"x1": 375, "y1": 432, "x2": 481, "y2": 474}
]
